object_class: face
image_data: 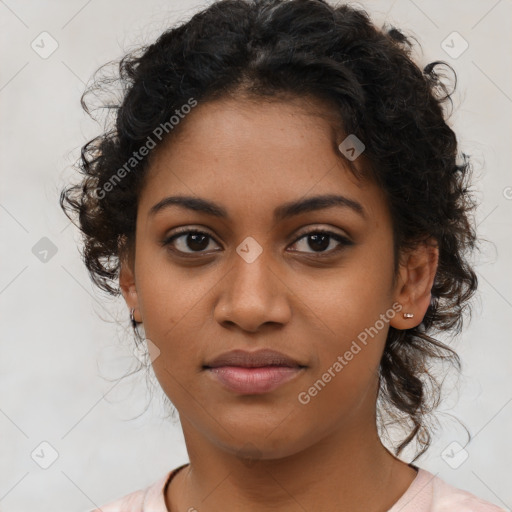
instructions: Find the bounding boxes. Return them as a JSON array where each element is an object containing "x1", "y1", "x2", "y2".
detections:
[{"x1": 121, "y1": 96, "x2": 417, "y2": 460}]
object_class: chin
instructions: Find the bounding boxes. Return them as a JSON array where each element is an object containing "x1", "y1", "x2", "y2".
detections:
[{"x1": 212, "y1": 422, "x2": 314, "y2": 462}]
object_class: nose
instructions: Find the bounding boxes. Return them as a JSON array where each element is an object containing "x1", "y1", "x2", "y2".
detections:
[{"x1": 213, "y1": 247, "x2": 292, "y2": 333}]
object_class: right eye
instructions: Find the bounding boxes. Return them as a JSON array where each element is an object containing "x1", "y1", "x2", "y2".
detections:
[{"x1": 162, "y1": 228, "x2": 221, "y2": 256}]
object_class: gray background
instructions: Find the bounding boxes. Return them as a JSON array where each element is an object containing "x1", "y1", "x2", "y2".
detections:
[{"x1": 0, "y1": 0, "x2": 511, "y2": 510}]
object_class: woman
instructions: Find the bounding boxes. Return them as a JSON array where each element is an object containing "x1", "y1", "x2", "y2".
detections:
[{"x1": 60, "y1": 0, "x2": 505, "y2": 510}]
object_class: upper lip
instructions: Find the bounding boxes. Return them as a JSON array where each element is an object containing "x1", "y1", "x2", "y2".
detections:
[{"x1": 204, "y1": 349, "x2": 304, "y2": 369}]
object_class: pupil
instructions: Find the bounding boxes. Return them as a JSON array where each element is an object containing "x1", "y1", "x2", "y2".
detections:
[
  {"x1": 309, "y1": 233, "x2": 329, "y2": 252},
  {"x1": 188, "y1": 233, "x2": 208, "y2": 251}
]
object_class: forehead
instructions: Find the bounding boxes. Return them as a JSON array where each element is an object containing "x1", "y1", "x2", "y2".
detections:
[{"x1": 138, "y1": 96, "x2": 386, "y2": 226}]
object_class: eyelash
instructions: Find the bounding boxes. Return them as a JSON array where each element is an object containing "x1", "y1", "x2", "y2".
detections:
[{"x1": 161, "y1": 227, "x2": 353, "y2": 258}]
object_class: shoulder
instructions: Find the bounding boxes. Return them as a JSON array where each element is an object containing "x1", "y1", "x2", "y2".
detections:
[
  {"x1": 428, "y1": 471, "x2": 506, "y2": 512},
  {"x1": 394, "y1": 468, "x2": 506, "y2": 512},
  {"x1": 89, "y1": 488, "x2": 145, "y2": 512}
]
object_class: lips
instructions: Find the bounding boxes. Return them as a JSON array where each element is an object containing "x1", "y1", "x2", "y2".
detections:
[
  {"x1": 203, "y1": 349, "x2": 304, "y2": 369},
  {"x1": 203, "y1": 349, "x2": 306, "y2": 394}
]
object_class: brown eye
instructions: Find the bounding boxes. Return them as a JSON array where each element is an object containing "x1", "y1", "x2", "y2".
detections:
[
  {"x1": 162, "y1": 229, "x2": 220, "y2": 255},
  {"x1": 289, "y1": 230, "x2": 353, "y2": 255}
]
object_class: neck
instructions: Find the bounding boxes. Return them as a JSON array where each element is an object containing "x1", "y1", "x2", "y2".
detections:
[{"x1": 167, "y1": 416, "x2": 418, "y2": 512}]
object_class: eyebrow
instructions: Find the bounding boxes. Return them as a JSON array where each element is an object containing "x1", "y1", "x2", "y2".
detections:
[{"x1": 148, "y1": 193, "x2": 366, "y2": 221}]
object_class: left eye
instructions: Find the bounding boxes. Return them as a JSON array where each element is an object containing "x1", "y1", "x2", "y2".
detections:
[{"x1": 289, "y1": 230, "x2": 352, "y2": 255}]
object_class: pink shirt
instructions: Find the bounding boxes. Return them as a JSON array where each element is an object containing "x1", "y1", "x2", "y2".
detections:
[{"x1": 92, "y1": 463, "x2": 506, "y2": 511}]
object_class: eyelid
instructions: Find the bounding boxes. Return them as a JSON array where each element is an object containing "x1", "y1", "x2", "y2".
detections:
[
  {"x1": 167, "y1": 225, "x2": 217, "y2": 238},
  {"x1": 165, "y1": 224, "x2": 351, "y2": 242},
  {"x1": 292, "y1": 225, "x2": 352, "y2": 243}
]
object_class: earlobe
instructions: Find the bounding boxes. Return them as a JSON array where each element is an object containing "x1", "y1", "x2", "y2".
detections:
[
  {"x1": 390, "y1": 239, "x2": 439, "y2": 330},
  {"x1": 119, "y1": 259, "x2": 139, "y2": 314}
]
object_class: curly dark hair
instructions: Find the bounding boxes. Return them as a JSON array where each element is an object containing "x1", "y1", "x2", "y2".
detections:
[{"x1": 60, "y1": 0, "x2": 478, "y2": 460}]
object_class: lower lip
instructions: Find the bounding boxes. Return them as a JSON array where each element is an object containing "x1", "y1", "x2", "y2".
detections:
[{"x1": 206, "y1": 366, "x2": 303, "y2": 394}]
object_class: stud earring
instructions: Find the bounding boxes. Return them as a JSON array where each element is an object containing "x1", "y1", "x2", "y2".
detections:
[{"x1": 403, "y1": 312, "x2": 414, "y2": 319}]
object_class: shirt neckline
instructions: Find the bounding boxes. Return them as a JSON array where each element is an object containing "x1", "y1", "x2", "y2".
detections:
[{"x1": 144, "y1": 462, "x2": 190, "y2": 512}]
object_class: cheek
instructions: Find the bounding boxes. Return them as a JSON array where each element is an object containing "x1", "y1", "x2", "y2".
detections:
[
  {"x1": 134, "y1": 240, "x2": 213, "y2": 336},
  {"x1": 133, "y1": 250, "x2": 194, "y2": 367},
  {"x1": 304, "y1": 240, "x2": 395, "y2": 341},
  {"x1": 295, "y1": 296, "x2": 389, "y2": 431},
  {"x1": 296, "y1": 240, "x2": 395, "y2": 412}
]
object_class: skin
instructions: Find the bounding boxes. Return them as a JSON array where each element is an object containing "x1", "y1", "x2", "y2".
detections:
[{"x1": 119, "y1": 95, "x2": 439, "y2": 512}]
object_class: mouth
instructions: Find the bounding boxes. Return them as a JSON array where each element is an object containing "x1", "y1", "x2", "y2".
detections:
[
  {"x1": 204, "y1": 348, "x2": 304, "y2": 369},
  {"x1": 203, "y1": 349, "x2": 306, "y2": 394}
]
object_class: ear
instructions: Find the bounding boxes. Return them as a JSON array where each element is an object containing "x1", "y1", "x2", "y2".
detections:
[
  {"x1": 390, "y1": 238, "x2": 439, "y2": 330},
  {"x1": 119, "y1": 250, "x2": 141, "y2": 323}
]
